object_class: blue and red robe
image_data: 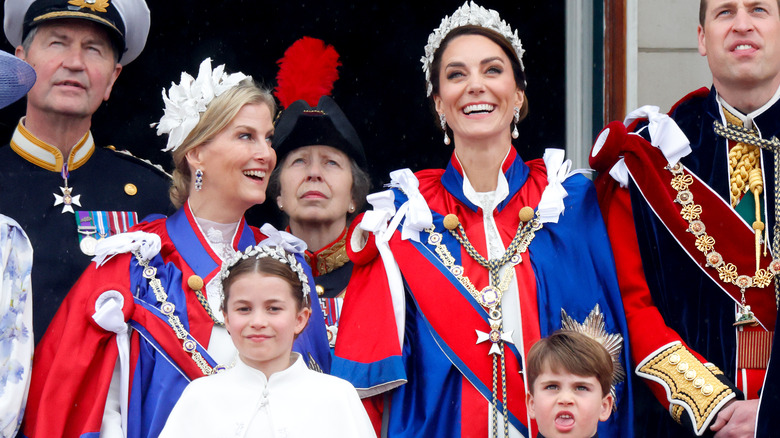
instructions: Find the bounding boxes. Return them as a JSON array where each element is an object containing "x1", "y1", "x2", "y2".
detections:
[
  {"x1": 23, "y1": 204, "x2": 330, "y2": 438},
  {"x1": 333, "y1": 149, "x2": 633, "y2": 437},
  {"x1": 590, "y1": 87, "x2": 780, "y2": 437}
]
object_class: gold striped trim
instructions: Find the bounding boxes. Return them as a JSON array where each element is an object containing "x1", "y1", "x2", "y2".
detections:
[
  {"x1": 638, "y1": 344, "x2": 733, "y2": 431},
  {"x1": 738, "y1": 329, "x2": 773, "y2": 369},
  {"x1": 10, "y1": 120, "x2": 94, "y2": 171},
  {"x1": 706, "y1": 363, "x2": 725, "y2": 376},
  {"x1": 33, "y1": 11, "x2": 120, "y2": 35},
  {"x1": 11, "y1": 121, "x2": 62, "y2": 171}
]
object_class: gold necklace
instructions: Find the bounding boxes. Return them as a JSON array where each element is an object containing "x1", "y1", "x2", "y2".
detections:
[
  {"x1": 424, "y1": 206, "x2": 541, "y2": 438},
  {"x1": 666, "y1": 161, "x2": 780, "y2": 325}
]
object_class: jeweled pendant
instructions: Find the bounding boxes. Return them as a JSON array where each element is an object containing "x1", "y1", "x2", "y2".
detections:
[
  {"x1": 53, "y1": 185, "x2": 81, "y2": 214},
  {"x1": 734, "y1": 304, "x2": 759, "y2": 326},
  {"x1": 480, "y1": 286, "x2": 499, "y2": 307}
]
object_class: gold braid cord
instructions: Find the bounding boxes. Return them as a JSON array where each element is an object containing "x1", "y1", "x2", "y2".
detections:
[
  {"x1": 726, "y1": 108, "x2": 761, "y2": 207},
  {"x1": 637, "y1": 343, "x2": 734, "y2": 435}
]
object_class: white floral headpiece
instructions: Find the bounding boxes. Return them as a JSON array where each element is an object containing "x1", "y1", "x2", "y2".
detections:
[
  {"x1": 421, "y1": 1, "x2": 525, "y2": 96},
  {"x1": 220, "y1": 245, "x2": 311, "y2": 305},
  {"x1": 153, "y1": 58, "x2": 250, "y2": 152}
]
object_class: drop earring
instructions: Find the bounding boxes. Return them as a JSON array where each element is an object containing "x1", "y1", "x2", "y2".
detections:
[
  {"x1": 440, "y1": 113, "x2": 451, "y2": 145},
  {"x1": 512, "y1": 106, "x2": 520, "y2": 139},
  {"x1": 195, "y1": 169, "x2": 204, "y2": 191}
]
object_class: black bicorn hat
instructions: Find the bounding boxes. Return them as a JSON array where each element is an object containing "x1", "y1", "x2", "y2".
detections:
[
  {"x1": 4, "y1": 0, "x2": 151, "y2": 65},
  {"x1": 273, "y1": 95, "x2": 367, "y2": 169}
]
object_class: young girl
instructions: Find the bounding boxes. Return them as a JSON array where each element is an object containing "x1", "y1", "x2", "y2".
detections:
[{"x1": 160, "y1": 245, "x2": 375, "y2": 437}]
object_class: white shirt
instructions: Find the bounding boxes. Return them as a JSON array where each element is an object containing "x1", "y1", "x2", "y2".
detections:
[{"x1": 160, "y1": 353, "x2": 376, "y2": 438}]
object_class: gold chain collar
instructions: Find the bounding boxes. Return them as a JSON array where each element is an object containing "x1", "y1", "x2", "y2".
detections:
[
  {"x1": 666, "y1": 162, "x2": 780, "y2": 324},
  {"x1": 136, "y1": 253, "x2": 230, "y2": 376},
  {"x1": 423, "y1": 207, "x2": 541, "y2": 438}
]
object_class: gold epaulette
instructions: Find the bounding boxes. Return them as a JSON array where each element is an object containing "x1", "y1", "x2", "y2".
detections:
[{"x1": 636, "y1": 342, "x2": 736, "y2": 436}]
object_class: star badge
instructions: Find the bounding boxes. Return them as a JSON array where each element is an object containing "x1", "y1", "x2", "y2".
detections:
[{"x1": 53, "y1": 186, "x2": 81, "y2": 214}]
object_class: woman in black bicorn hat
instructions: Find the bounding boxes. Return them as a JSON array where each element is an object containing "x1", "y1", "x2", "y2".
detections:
[{"x1": 269, "y1": 37, "x2": 371, "y2": 353}]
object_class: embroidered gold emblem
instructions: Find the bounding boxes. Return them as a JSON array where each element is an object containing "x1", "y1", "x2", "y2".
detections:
[{"x1": 68, "y1": 0, "x2": 109, "y2": 13}]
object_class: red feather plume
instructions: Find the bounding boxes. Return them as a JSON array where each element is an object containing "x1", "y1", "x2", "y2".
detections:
[{"x1": 274, "y1": 37, "x2": 341, "y2": 109}]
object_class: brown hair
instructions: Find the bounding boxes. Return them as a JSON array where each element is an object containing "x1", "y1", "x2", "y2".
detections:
[
  {"x1": 526, "y1": 330, "x2": 613, "y2": 397},
  {"x1": 168, "y1": 79, "x2": 276, "y2": 208},
  {"x1": 699, "y1": 0, "x2": 780, "y2": 26},
  {"x1": 429, "y1": 25, "x2": 529, "y2": 132},
  {"x1": 221, "y1": 256, "x2": 310, "y2": 314},
  {"x1": 268, "y1": 151, "x2": 371, "y2": 223}
]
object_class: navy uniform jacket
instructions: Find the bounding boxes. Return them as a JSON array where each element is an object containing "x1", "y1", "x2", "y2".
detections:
[{"x1": 0, "y1": 121, "x2": 172, "y2": 343}]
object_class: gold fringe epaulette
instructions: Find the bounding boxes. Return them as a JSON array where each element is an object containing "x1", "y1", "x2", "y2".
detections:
[{"x1": 637, "y1": 342, "x2": 736, "y2": 435}]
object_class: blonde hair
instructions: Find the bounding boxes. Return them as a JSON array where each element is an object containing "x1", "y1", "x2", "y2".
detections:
[{"x1": 169, "y1": 79, "x2": 276, "y2": 208}]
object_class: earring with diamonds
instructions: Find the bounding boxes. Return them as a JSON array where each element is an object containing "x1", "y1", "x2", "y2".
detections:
[
  {"x1": 440, "y1": 113, "x2": 451, "y2": 145},
  {"x1": 195, "y1": 169, "x2": 204, "y2": 191},
  {"x1": 512, "y1": 106, "x2": 520, "y2": 139}
]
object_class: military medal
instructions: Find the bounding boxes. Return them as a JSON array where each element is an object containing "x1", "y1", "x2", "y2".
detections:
[
  {"x1": 79, "y1": 235, "x2": 98, "y2": 256},
  {"x1": 75, "y1": 211, "x2": 140, "y2": 256},
  {"x1": 76, "y1": 212, "x2": 98, "y2": 255},
  {"x1": 53, "y1": 164, "x2": 81, "y2": 214}
]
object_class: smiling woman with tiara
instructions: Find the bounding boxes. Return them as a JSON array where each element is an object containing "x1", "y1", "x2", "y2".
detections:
[
  {"x1": 331, "y1": 2, "x2": 634, "y2": 437},
  {"x1": 23, "y1": 59, "x2": 330, "y2": 438}
]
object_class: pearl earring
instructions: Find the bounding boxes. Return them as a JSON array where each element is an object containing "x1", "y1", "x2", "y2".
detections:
[{"x1": 440, "y1": 113, "x2": 450, "y2": 145}]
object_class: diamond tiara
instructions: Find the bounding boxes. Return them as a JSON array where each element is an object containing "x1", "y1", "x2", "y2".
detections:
[
  {"x1": 421, "y1": 1, "x2": 525, "y2": 97},
  {"x1": 220, "y1": 245, "x2": 311, "y2": 305}
]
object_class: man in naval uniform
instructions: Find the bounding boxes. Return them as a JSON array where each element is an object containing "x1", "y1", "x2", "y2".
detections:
[
  {"x1": 590, "y1": 0, "x2": 780, "y2": 436},
  {"x1": 0, "y1": 0, "x2": 172, "y2": 344}
]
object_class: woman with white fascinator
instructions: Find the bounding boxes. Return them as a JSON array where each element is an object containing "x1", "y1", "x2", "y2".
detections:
[
  {"x1": 23, "y1": 58, "x2": 329, "y2": 438},
  {"x1": 0, "y1": 48, "x2": 35, "y2": 438},
  {"x1": 332, "y1": 2, "x2": 634, "y2": 437}
]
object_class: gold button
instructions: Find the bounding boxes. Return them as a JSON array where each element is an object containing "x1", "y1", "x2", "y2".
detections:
[
  {"x1": 316, "y1": 284, "x2": 325, "y2": 297},
  {"x1": 188, "y1": 275, "x2": 204, "y2": 291},
  {"x1": 106, "y1": 145, "x2": 116, "y2": 151},
  {"x1": 693, "y1": 377, "x2": 705, "y2": 388},
  {"x1": 684, "y1": 370, "x2": 697, "y2": 381},
  {"x1": 518, "y1": 206, "x2": 535, "y2": 223},
  {"x1": 701, "y1": 384, "x2": 714, "y2": 396},
  {"x1": 443, "y1": 214, "x2": 459, "y2": 230},
  {"x1": 676, "y1": 362, "x2": 689, "y2": 373},
  {"x1": 124, "y1": 183, "x2": 138, "y2": 196},
  {"x1": 668, "y1": 353, "x2": 681, "y2": 365}
]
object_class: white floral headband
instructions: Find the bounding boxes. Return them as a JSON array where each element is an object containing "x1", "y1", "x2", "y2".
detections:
[
  {"x1": 421, "y1": 1, "x2": 526, "y2": 97},
  {"x1": 152, "y1": 57, "x2": 250, "y2": 152},
  {"x1": 220, "y1": 244, "x2": 311, "y2": 305}
]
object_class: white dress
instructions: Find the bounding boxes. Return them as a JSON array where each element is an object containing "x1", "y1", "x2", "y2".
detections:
[{"x1": 160, "y1": 353, "x2": 376, "y2": 438}]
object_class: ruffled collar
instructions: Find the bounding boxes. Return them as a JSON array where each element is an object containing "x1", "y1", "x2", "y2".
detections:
[
  {"x1": 9, "y1": 117, "x2": 94, "y2": 172},
  {"x1": 440, "y1": 146, "x2": 529, "y2": 213}
]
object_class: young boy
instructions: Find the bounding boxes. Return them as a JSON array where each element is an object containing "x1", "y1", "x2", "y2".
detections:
[{"x1": 526, "y1": 330, "x2": 615, "y2": 438}]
